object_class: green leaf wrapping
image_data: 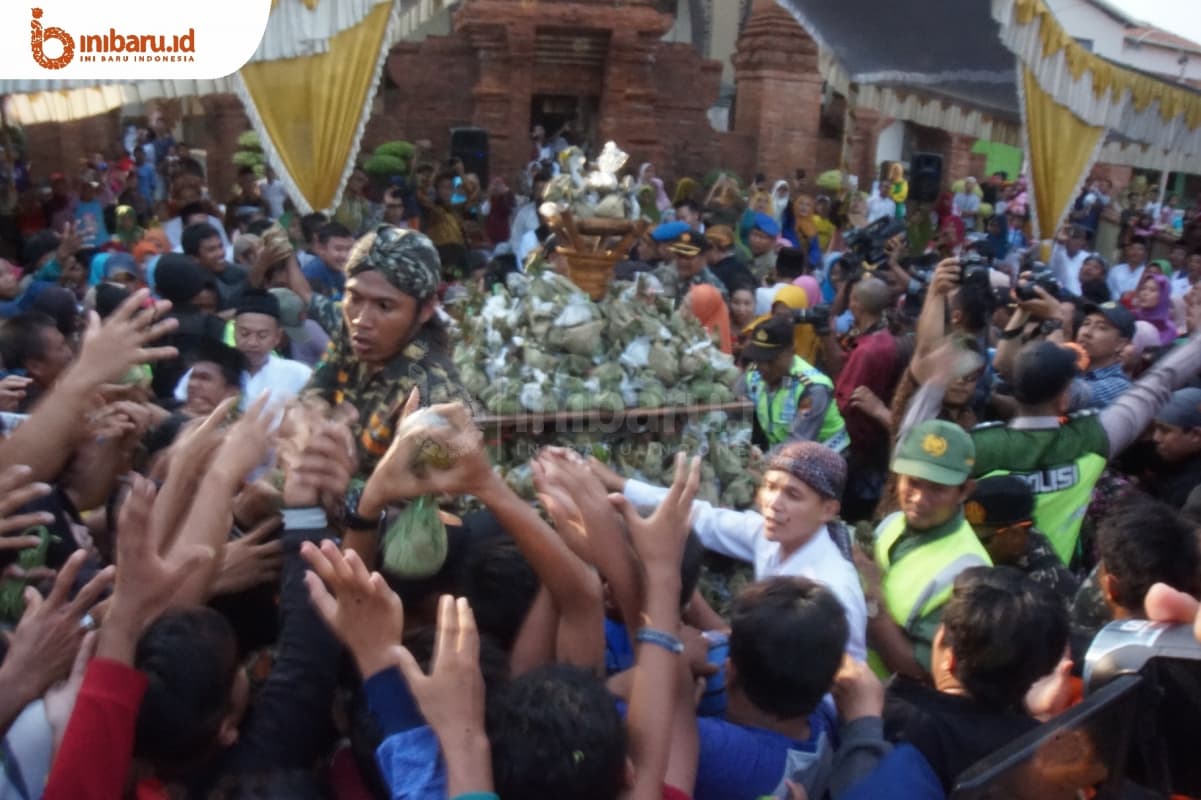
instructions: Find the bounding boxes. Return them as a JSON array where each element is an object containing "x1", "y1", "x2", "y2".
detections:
[{"x1": 381, "y1": 497, "x2": 448, "y2": 579}]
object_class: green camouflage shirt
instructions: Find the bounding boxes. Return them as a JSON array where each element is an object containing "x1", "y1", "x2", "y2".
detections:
[
  {"x1": 306, "y1": 293, "x2": 470, "y2": 478},
  {"x1": 651, "y1": 263, "x2": 729, "y2": 307}
]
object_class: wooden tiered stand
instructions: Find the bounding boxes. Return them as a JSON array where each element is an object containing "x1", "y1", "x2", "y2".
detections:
[{"x1": 547, "y1": 209, "x2": 648, "y2": 300}]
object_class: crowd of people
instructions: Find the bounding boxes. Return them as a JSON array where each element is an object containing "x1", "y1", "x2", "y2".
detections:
[{"x1": 0, "y1": 121, "x2": 1200, "y2": 800}]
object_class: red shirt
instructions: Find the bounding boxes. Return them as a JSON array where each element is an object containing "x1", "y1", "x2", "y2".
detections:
[
  {"x1": 43, "y1": 658, "x2": 148, "y2": 800},
  {"x1": 835, "y1": 328, "x2": 900, "y2": 458}
]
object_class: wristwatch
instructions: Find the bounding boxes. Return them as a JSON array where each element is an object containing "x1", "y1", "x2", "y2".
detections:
[{"x1": 1039, "y1": 318, "x2": 1064, "y2": 336}]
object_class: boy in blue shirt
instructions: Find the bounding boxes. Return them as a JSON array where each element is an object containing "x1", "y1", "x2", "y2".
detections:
[{"x1": 694, "y1": 577, "x2": 847, "y2": 800}]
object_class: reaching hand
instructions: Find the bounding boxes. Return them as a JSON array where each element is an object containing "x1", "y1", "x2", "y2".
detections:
[
  {"x1": 0, "y1": 550, "x2": 113, "y2": 698},
  {"x1": 44, "y1": 630, "x2": 97, "y2": 750},
  {"x1": 302, "y1": 540, "x2": 404, "y2": 678},
  {"x1": 100, "y1": 474, "x2": 215, "y2": 663},
  {"x1": 0, "y1": 375, "x2": 31, "y2": 412},
  {"x1": 359, "y1": 391, "x2": 486, "y2": 515},
  {"x1": 532, "y1": 457, "x2": 592, "y2": 564},
  {"x1": 610, "y1": 452, "x2": 700, "y2": 571},
  {"x1": 0, "y1": 464, "x2": 56, "y2": 553},
  {"x1": 70, "y1": 289, "x2": 179, "y2": 388},
  {"x1": 1145, "y1": 582, "x2": 1201, "y2": 645},
  {"x1": 586, "y1": 455, "x2": 628, "y2": 493},
  {"x1": 831, "y1": 654, "x2": 885, "y2": 722},
  {"x1": 280, "y1": 414, "x2": 357, "y2": 510},
  {"x1": 212, "y1": 519, "x2": 284, "y2": 596},
  {"x1": 209, "y1": 393, "x2": 277, "y2": 488},
  {"x1": 394, "y1": 595, "x2": 488, "y2": 752}
]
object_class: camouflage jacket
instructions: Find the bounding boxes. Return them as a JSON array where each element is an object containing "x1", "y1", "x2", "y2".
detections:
[
  {"x1": 651, "y1": 263, "x2": 730, "y2": 307},
  {"x1": 1015, "y1": 529, "x2": 1080, "y2": 605},
  {"x1": 306, "y1": 294, "x2": 470, "y2": 478}
]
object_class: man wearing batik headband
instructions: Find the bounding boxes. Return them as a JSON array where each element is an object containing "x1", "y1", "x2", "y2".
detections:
[
  {"x1": 272, "y1": 224, "x2": 469, "y2": 476},
  {"x1": 590, "y1": 440, "x2": 867, "y2": 660}
]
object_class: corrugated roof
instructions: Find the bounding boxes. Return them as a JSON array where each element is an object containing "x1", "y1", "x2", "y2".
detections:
[{"x1": 1124, "y1": 26, "x2": 1201, "y2": 56}]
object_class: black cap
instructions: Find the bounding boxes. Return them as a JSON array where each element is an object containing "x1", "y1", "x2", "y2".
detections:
[
  {"x1": 187, "y1": 337, "x2": 246, "y2": 380},
  {"x1": 965, "y1": 475, "x2": 1034, "y2": 527},
  {"x1": 741, "y1": 316, "x2": 794, "y2": 362},
  {"x1": 154, "y1": 254, "x2": 216, "y2": 306},
  {"x1": 1081, "y1": 300, "x2": 1136, "y2": 340},
  {"x1": 235, "y1": 288, "x2": 280, "y2": 320},
  {"x1": 1012, "y1": 341, "x2": 1079, "y2": 405}
]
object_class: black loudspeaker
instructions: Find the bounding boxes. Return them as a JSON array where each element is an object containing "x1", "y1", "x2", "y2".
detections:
[
  {"x1": 450, "y1": 127, "x2": 489, "y2": 186},
  {"x1": 909, "y1": 152, "x2": 943, "y2": 204}
]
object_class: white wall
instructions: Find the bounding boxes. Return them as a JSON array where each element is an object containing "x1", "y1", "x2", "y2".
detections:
[
  {"x1": 875, "y1": 120, "x2": 905, "y2": 169},
  {"x1": 1045, "y1": 0, "x2": 1201, "y2": 82}
]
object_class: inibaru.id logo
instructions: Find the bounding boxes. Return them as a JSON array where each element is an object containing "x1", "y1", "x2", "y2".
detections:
[
  {"x1": 30, "y1": 8, "x2": 74, "y2": 70},
  {"x1": 30, "y1": 6, "x2": 196, "y2": 70}
]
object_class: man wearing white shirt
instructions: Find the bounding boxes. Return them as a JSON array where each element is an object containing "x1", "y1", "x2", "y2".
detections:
[
  {"x1": 866, "y1": 183, "x2": 896, "y2": 224},
  {"x1": 593, "y1": 441, "x2": 868, "y2": 661},
  {"x1": 1106, "y1": 239, "x2": 1148, "y2": 300},
  {"x1": 173, "y1": 289, "x2": 311, "y2": 409},
  {"x1": 952, "y1": 177, "x2": 981, "y2": 230},
  {"x1": 1048, "y1": 225, "x2": 1090, "y2": 297}
]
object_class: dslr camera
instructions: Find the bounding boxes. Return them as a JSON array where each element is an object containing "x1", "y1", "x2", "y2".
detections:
[
  {"x1": 843, "y1": 216, "x2": 908, "y2": 268},
  {"x1": 1015, "y1": 267, "x2": 1065, "y2": 302}
]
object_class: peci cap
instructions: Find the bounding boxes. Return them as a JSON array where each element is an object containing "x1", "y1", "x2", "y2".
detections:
[
  {"x1": 235, "y1": 288, "x2": 280, "y2": 320},
  {"x1": 1155, "y1": 387, "x2": 1201, "y2": 430},
  {"x1": 666, "y1": 230, "x2": 710, "y2": 258},
  {"x1": 765, "y1": 441, "x2": 847, "y2": 500},
  {"x1": 892, "y1": 419, "x2": 975, "y2": 487},
  {"x1": 751, "y1": 212, "x2": 780, "y2": 238},
  {"x1": 964, "y1": 475, "x2": 1034, "y2": 528},
  {"x1": 741, "y1": 316, "x2": 795, "y2": 362},
  {"x1": 1012, "y1": 341, "x2": 1080, "y2": 405},
  {"x1": 1081, "y1": 300, "x2": 1136, "y2": 340},
  {"x1": 269, "y1": 288, "x2": 310, "y2": 343}
]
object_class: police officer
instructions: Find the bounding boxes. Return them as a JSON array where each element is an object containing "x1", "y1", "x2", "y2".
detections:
[
  {"x1": 965, "y1": 475, "x2": 1078, "y2": 605},
  {"x1": 737, "y1": 316, "x2": 847, "y2": 453},
  {"x1": 863, "y1": 419, "x2": 992, "y2": 678},
  {"x1": 650, "y1": 226, "x2": 728, "y2": 307}
]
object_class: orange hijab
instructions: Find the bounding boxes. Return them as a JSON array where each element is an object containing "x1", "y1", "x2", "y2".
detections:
[{"x1": 687, "y1": 284, "x2": 732, "y2": 354}]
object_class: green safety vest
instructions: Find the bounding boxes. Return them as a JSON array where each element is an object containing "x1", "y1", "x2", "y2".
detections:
[
  {"x1": 969, "y1": 415, "x2": 1109, "y2": 566},
  {"x1": 977, "y1": 454, "x2": 1106, "y2": 566},
  {"x1": 745, "y1": 356, "x2": 848, "y2": 452},
  {"x1": 868, "y1": 511, "x2": 992, "y2": 676}
]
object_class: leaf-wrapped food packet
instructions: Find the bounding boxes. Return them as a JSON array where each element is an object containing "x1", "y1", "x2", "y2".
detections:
[
  {"x1": 381, "y1": 496, "x2": 448, "y2": 578},
  {"x1": 647, "y1": 342, "x2": 680, "y2": 386}
]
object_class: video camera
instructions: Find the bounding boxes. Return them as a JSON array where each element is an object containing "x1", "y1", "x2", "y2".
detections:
[
  {"x1": 950, "y1": 620, "x2": 1201, "y2": 798},
  {"x1": 1015, "y1": 267, "x2": 1067, "y2": 302},
  {"x1": 905, "y1": 252, "x2": 993, "y2": 307},
  {"x1": 843, "y1": 215, "x2": 908, "y2": 269}
]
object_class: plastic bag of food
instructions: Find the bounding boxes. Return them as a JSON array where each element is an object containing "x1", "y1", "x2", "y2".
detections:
[
  {"x1": 620, "y1": 337, "x2": 652, "y2": 371},
  {"x1": 592, "y1": 361, "x2": 625, "y2": 388},
  {"x1": 520, "y1": 381, "x2": 558, "y2": 413},
  {"x1": 381, "y1": 496, "x2": 448, "y2": 578},
  {"x1": 554, "y1": 297, "x2": 597, "y2": 329}
]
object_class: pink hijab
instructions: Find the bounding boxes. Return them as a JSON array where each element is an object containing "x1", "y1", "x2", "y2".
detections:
[{"x1": 793, "y1": 275, "x2": 822, "y2": 305}]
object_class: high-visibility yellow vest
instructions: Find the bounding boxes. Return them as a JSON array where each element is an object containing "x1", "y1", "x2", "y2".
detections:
[
  {"x1": 745, "y1": 356, "x2": 848, "y2": 452},
  {"x1": 868, "y1": 511, "x2": 991, "y2": 675}
]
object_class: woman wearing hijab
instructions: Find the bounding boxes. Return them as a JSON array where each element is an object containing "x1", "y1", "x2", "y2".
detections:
[
  {"x1": 684, "y1": 284, "x2": 732, "y2": 354},
  {"x1": 770, "y1": 180, "x2": 791, "y2": 226},
  {"x1": 1132, "y1": 271, "x2": 1178, "y2": 346},
  {"x1": 113, "y1": 205, "x2": 144, "y2": 249},
  {"x1": 637, "y1": 163, "x2": 672, "y2": 214},
  {"x1": 781, "y1": 194, "x2": 824, "y2": 269},
  {"x1": 769, "y1": 284, "x2": 820, "y2": 365}
]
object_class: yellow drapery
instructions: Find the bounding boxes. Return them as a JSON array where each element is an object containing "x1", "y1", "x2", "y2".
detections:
[
  {"x1": 238, "y1": 1, "x2": 392, "y2": 213},
  {"x1": 1011, "y1": 0, "x2": 1201, "y2": 130},
  {"x1": 1021, "y1": 65, "x2": 1105, "y2": 240}
]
